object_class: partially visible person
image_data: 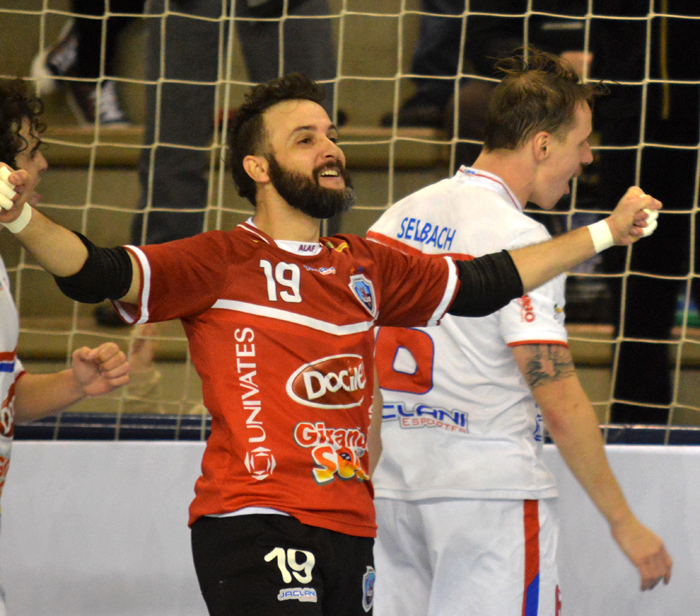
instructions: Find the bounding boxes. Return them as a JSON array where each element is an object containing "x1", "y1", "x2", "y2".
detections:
[
  {"x1": 0, "y1": 78, "x2": 130, "y2": 616},
  {"x1": 367, "y1": 49, "x2": 671, "y2": 616},
  {"x1": 385, "y1": 1, "x2": 591, "y2": 131},
  {"x1": 441, "y1": 2, "x2": 610, "y2": 323},
  {"x1": 31, "y1": 0, "x2": 145, "y2": 126},
  {"x1": 381, "y1": 0, "x2": 465, "y2": 128},
  {"x1": 0, "y1": 72, "x2": 658, "y2": 615}
]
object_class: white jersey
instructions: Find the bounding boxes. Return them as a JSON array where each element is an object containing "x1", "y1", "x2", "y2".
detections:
[
  {"x1": 367, "y1": 167, "x2": 567, "y2": 501},
  {"x1": 0, "y1": 256, "x2": 23, "y2": 510}
]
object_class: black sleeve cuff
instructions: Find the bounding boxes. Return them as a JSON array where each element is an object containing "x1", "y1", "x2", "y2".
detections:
[
  {"x1": 54, "y1": 232, "x2": 133, "y2": 304},
  {"x1": 448, "y1": 250, "x2": 524, "y2": 317}
]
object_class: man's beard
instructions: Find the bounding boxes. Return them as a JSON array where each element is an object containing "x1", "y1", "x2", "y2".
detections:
[{"x1": 266, "y1": 154, "x2": 355, "y2": 220}]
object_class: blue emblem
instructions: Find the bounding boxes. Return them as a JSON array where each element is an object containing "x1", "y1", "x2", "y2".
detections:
[
  {"x1": 362, "y1": 566, "x2": 375, "y2": 613},
  {"x1": 349, "y1": 274, "x2": 377, "y2": 317}
]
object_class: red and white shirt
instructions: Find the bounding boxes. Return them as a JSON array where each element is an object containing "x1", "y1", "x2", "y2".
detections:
[
  {"x1": 115, "y1": 221, "x2": 458, "y2": 536},
  {"x1": 368, "y1": 167, "x2": 567, "y2": 501},
  {"x1": 0, "y1": 256, "x2": 25, "y2": 509}
]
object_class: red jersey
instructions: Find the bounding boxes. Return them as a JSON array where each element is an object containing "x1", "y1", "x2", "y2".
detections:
[{"x1": 115, "y1": 222, "x2": 458, "y2": 537}]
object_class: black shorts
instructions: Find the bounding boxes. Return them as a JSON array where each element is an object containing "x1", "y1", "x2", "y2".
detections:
[{"x1": 191, "y1": 514, "x2": 375, "y2": 616}]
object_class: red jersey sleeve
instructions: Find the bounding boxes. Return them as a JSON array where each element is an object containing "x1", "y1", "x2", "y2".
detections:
[
  {"x1": 364, "y1": 238, "x2": 459, "y2": 328},
  {"x1": 115, "y1": 232, "x2": 232, "y2": 324}
]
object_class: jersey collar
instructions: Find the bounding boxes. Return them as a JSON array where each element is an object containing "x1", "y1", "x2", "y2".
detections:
[
  {"x1": 454, "y1": 166, "x2": 524, "y2": 212},
  {"x1": 241, "y1": 218, "x2": 323, "y2": 256}
]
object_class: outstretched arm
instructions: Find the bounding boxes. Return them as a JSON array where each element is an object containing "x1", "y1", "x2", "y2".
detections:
[
  {"x1": 14, "y1": 342, "x2": 130, "y2": 423},
  {"x1": 509, "y1": 187, "x2": 660, "y2": 293},
  {"x1": 512, "y1": 342, "x2": 673, "y2": 591},
  {"x1": 447, "y1": 187, "x2": 660, "y2": 319},
  {"x1": 0, "y1": 167, "x2": 141, "y2": 303}
]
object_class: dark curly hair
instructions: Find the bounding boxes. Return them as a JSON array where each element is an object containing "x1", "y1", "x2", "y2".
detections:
[
  {"x1": 0, "y1": 78, "x2": 45, "y2": 167},
  {"x1": 227, "y1": 73, "x2": 325, "y2": 205},
  {"x1": 484, "y1": 47, "x2": 606, "y2": 151}
]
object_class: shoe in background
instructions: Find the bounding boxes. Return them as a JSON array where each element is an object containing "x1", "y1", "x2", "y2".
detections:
[{"x1": 31, "y1": 20, "x2": 131, "y2": 127}]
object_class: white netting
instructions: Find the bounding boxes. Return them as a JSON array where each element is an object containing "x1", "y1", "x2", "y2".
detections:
[{"x1": 0, "y1": 0, "x2": 698, "y2": 440}]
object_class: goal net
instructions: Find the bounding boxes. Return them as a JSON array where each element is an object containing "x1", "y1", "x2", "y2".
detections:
[{"x1": 1, "y1": 0, "x2": 698, "y2": 442}]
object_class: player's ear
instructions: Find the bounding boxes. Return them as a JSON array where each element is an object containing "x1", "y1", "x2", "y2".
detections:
[
  {"x1": 533, "y1": 132, "x2": 550, "y2": 162},
  {"x1": 243, "y1": 155, "x2": 270, "y2": 184}
]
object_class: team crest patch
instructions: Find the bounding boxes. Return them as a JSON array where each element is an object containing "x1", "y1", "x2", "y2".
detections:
[
  {"x1": 362, "y1": 566, "x2": 375, "y2": 612},
  {"x1": 349, "y1": 274, "x2": 377, "y2": 317}
]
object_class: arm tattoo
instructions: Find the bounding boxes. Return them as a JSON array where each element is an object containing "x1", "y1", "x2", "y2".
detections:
[{"x1": 522, "y1": 344, "x2": 576, "y2": 390}]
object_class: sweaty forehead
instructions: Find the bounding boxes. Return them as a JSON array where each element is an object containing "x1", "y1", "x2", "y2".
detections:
[{"x1": 263, "y1": 99, "x2": 331, "y2": 142}]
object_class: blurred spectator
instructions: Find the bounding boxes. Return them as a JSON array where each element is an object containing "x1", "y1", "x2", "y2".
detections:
[
  {"x1": 381, "y1": 0, "x2": 465, "y2": 128},
  {"x1": 129, "y1": 0, "x2": 340, "y2": 248},
  {"x1": 91, "y1": 0, "x2": 340, "y2": 326},
  {"x1": 31, "y1": 0, "x2": 144, "y2": 126},
  {"x1": 383, "y1": 1, "x2": 593, "y2": 131},
  {"x1": 590, "y1": 0, "x2": 700, "y2": 424},
  {"x1": 444, "y1": 1, "x2": 590, "y2": 163}
]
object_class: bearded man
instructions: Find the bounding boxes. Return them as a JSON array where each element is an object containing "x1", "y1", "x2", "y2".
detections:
[{"x1": 0, "y1": 73, "x2": 660, "y2": 616}]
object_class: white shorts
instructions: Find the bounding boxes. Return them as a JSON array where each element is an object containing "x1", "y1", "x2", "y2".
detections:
[{"x1": 374, "y1": 497, "x2": 561, "y2": 616}]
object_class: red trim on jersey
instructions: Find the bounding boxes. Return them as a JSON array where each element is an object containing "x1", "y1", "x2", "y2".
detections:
[
  {"x1": 457, "y1": 167, "x2": 523, "y2": 212},
  {"x1": 508, "y1": 340, "x2": 569, "y2": 348},
  {"x1": 239, "y1": 222, "x2": 273, "y2": 245},
  {"x1": 522, "y1": 499, "x2": 541, "y2": 616},
  {"x1": 0, "y1": 350, "x2": 16, "y2": 362},
  {"x1": 366, "y1": 230, "x2": 475, "y2": 262}
]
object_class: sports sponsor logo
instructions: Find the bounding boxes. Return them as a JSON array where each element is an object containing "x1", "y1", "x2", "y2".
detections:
[
  {"x1": 297, "y1": 243, "x2": 319, "y2": 253},
  {"x1": 244, "y1": 446, "x2": 276, "y2": 480},
  {"x1": 236, "y1": 327, "x2": 276, "y2": 480},
  {"x1": 519, "y1": 294, "x2": 536, "y2": 323},
  {"x1": 332, "y1": 241, "x2": 350, "y2": 253},
  {"x1": 362, "y1": 566, "x2": 376, "y2": 612},
  {"x1": 277, "y1": 588, "x2": 318, "y2": 603},
  {"x1": 287, "y1": 355, "x2": 366, "y2": 409},
  {"x1": 383, "y1": 402, "x2": 469, "y2": 434},
  {"x1": 303, "y1": 265, "x2": 336, "y2": 276},
  {"x1": 349, "y1": 273, "x2": 377, "y2": 317},
  {"x1": 294, "y1": 421, "x2": 369, "y2": 485}
]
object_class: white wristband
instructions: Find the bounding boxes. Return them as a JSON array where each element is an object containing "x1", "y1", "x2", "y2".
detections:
[
  {"x1": 641, "y1": 208, "x2": 659, "y2": 237},
  {"x1": 2, "y1": 202, "x2": 32, "y2": 233},
  {"x1": 588, "y1": 219, "x2": 614, "y2": 253}
]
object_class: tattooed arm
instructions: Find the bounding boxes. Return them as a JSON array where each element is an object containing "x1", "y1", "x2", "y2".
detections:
[{"x1": 512, "y1": 343, "x2": 672, "y2": 591}]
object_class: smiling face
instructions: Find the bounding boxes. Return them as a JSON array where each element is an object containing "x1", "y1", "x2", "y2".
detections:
[
  {"x1": 14, "y1": 118, "x2": 47, "y2": 206},
  {"x1": 530, "y1": 102, "x2": 594, "y2": 210},
  {"x1": 259, "y1": 99, "x2": 355, "y2": 218}
]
